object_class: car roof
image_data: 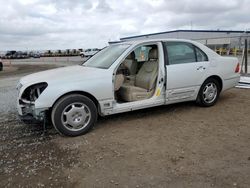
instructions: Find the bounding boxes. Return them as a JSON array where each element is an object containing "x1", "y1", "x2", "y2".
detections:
[
  {"x1": 111, "y1": 38, "x2": 219, "y2": 58},
  {"x1": 115, "y1": 38, "x2": 196, "y2": 45}
]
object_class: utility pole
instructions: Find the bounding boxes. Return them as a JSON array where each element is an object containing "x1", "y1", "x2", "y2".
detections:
[{"x1": 244, "y1": 39, "x2": 248, "y2": 73}]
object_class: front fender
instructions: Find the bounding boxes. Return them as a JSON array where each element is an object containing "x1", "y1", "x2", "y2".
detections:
[{"x1": 34, "y1": 76, "x2": 113, "y2": 109}]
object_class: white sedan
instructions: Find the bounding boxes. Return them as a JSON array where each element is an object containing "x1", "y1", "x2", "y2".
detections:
[
  {"x1": 17, "y1": 39, "x2": 240, "y2": 136},
  {"x1": 80, "y1": 48, "x2": 99, "y2": 58}
]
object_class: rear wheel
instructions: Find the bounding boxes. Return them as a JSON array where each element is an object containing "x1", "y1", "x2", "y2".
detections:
[
  {"x1": 51, "y1": 94, "x2": 97, "y2": 136},
  {"x1": 196, "y1": 78, "x2": 220, "y2": 107}
]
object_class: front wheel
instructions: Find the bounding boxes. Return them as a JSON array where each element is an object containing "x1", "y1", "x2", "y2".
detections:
[
  {"x1": 196, "y1": 78, "x2": 220, "y2": 107},
  {"x1": 51, "y1": 94, "x2": 97, "y2": 136}
]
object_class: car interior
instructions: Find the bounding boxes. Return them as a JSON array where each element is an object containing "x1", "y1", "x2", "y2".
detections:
[{"x1": 114, "y1": 44, "x2": 159, "y2": 103}]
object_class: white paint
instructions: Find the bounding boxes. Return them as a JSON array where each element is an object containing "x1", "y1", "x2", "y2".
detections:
[{"x1": 17, "y1": 39, "x2": 240, "y2": 118}]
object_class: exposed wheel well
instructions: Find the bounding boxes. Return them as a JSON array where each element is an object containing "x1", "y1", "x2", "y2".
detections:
[
  {"x1": 205, "y1": 75, "x2": 223, "y2": 91},
  {"x1": 51, "y1": 91, "x2": 99, "y2": 111}
]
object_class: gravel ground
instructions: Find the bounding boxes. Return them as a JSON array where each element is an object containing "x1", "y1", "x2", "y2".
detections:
[
  {"x1": 0, "y1": 61, "x2": 80, "y2": 187},
  {"x1": 0, "y1": 60, "x2": 250, "y2": 188}
]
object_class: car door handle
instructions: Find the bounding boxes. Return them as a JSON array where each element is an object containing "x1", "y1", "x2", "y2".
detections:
[{"x1": 197, "y1": 66, "x2": 206, "y2": 70}]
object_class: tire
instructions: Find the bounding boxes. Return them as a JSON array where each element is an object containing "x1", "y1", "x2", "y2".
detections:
[
  {"x1": 51, "y1": 94, "x2": 97, "y2": 136},
  {"x1": 196, "y1": 78, "x2": 220, "y2": 107}
]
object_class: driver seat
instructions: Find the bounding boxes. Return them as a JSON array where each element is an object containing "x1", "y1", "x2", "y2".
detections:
[
  {"x1": 122, "y1": 52, "x2": 137, "y2": 75},
  {"x1": 119, "y1": 48, "x2": 158, "y2": 102}
]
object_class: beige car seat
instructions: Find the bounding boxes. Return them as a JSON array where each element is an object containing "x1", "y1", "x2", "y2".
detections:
[
  {"x1": 123, "y1": 52, "x2": 137, "y2": 75},
  {"x1": 114, "y1": 74, "x2": 125, "y2": 91},
  {"x1": 119, "y1": 48, "x2": 158, "y2": 102}
]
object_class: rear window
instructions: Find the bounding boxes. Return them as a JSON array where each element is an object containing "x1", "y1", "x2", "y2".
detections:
[{"x1": 195, "y1": 47, "x2": 208, "y2": 62}]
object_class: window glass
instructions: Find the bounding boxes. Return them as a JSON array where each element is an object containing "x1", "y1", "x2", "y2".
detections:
[
  {"x1": 134, "y1": 46, "x2": 153, "y2": 62},
  {"x1": 165, "y1": 42, "x2": 196, "y2": 65},
  {"x1": 195, "y1": 47, "x2": 208, "y2": 62},
  {"x1": 83, "y1": 44, "x2": 130, "y2": 69}
]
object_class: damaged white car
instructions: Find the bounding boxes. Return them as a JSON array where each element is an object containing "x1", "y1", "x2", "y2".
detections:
[{"x1": 17, "y1": 39, "x2": 240, "y2": 136}]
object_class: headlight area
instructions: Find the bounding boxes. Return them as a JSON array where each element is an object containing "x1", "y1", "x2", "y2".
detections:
[{"x1": 18, "y1": 82, "x2": 48, "y2": 119}]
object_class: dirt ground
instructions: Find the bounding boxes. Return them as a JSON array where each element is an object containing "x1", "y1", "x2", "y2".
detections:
[{"x1": 0, "y1": 62, "x2": 250, "y2": 188}]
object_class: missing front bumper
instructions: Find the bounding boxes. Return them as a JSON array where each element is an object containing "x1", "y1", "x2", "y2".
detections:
[
  {"x1": 17, "y1": 101, "x2": 48, "y2": 121},
  {"x1": 19, "y1": 114, "x2": 43, "y2": 124}
]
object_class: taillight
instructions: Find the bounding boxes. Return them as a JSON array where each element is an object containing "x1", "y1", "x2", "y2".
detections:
[{"x1": 235, "y1": 63, "x2": 240, "y2": 73}]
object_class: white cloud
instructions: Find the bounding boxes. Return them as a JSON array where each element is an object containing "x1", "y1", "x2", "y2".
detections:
[{"x1": 0, "y1": 0, "x2": 249, "y2": 50}]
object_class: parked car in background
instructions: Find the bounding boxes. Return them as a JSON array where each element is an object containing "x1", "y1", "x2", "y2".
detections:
[
  {"x1": 3, "y1": 51, "x2": 16, "y2": 59},
  {"x1": 2, "y1": 51, "x2": 29, "y2": 59},
  {"x1": 17, "y1": 39, "x2": 240, "y2": 137},
  {"x1": 33, "y1": 53, "x2": 41, "y2": 58},
  {"x1": 80, "y1": 48, "x2": 99, "y2": 58},
  {"x1": 13, "y1": 51, "x2": 29, "y2": 59},
  {"x1": 12, "y1": 51, "x2": 21, "y2": 59},
  {"x1": 29, "y1": 52, "x2": 41, "y2": 58}
]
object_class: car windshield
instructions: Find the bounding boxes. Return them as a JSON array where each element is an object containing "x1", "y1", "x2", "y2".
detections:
[{"x1": 83, "y1": 44, "x2": 130, "y2": 69}]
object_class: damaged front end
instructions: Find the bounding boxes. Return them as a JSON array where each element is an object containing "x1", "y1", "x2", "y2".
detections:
[{"x1": 17, "y1": 82, "x2": 48, "y2": 122}]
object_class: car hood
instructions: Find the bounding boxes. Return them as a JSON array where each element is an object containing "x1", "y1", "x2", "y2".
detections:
[{"x1": 19, "y1": 65, "x2": 109, "y2": 85}]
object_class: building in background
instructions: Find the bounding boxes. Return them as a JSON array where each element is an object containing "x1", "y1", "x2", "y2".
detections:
[{"x1": 117, "y1": 30, "x2": 250, "y2": 55}]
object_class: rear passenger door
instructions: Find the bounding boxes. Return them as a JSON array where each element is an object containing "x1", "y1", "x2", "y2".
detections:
[{"x1": 164, "y1": 41, "x2": 209, "y2": 101}]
